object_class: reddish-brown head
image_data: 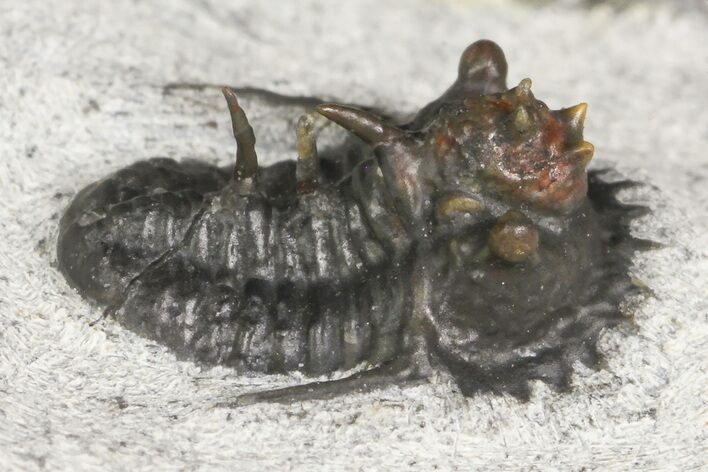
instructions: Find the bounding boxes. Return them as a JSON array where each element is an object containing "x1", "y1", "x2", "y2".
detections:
[
  {"x1": 429, "y1": 77, "x2": 593, "y2": 213},
  {"x1": 319, "y1": 40, "x2": 594, "y2": 224}
]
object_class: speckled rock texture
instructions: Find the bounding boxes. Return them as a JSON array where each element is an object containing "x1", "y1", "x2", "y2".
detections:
[{"x1": 0, "y1": 1, "x2": 706, "y2": 470}]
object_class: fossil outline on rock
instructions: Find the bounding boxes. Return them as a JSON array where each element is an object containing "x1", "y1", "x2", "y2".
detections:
[{"x1": 57, "y1": 40, "x2": 653, "y2": 404}]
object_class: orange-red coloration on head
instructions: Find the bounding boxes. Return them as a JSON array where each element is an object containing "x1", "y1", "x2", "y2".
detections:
[{"x1": 428, "y1": 82, "x2": 592, "y2": 213}]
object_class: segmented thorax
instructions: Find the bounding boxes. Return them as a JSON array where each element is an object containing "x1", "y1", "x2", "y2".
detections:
[
  {"x1": 58, "y1": 90, "x2": 418, "y2": 376},
  {"x1": 106, "y1": 168, "x2": 413, "y2": 374}
]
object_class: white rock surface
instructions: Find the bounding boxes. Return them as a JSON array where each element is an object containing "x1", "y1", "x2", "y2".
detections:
[{"x1": 0, "y1": 0, "x2": 706, "y2": 470}]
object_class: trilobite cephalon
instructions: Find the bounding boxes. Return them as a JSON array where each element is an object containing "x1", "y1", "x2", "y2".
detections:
[{"x1": 57, "y1": 40, "x2": 651, "y2": 403}]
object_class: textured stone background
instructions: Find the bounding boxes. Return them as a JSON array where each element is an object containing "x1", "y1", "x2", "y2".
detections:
[{"x1": 0, "y1": 0, "x2": 706, "y2": 470}]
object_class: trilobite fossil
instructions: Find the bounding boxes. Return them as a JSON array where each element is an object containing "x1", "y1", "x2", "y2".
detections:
[{"x1": 57, "y1": 40, "x2": 652, "y2": 403}]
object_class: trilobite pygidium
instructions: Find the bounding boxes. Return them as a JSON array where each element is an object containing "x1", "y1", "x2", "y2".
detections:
[{"x1": 58, "y1": 40, "x2": 650, "y2": 404}]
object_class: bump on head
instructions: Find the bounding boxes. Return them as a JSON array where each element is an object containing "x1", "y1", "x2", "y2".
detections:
[
  {"x1": 513, "y1": 78, "x2": 533, "y2": 104},
  {"x1": 457, "y1": 40, "x2": 508, "y2": 94},
  {"x1": 512, "y1": 106, "x2": 531, "y2": 133},
  {"x1": 488, "y1": 211, "x2": 539, "y2": 263}
]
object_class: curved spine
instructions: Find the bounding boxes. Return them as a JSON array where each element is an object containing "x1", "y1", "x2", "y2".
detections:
[{"x1": 223, "y1": 86, "x2": 258, "y2": 185}]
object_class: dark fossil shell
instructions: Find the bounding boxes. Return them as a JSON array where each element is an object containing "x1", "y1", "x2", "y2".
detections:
[{"x1": 57, "y1": 40, "x2": 652, "y2": 404}]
